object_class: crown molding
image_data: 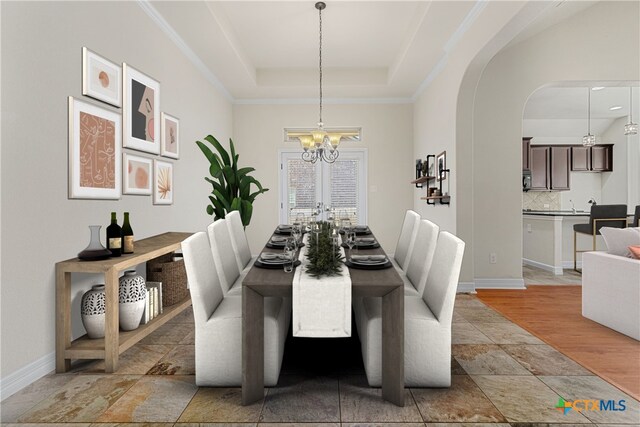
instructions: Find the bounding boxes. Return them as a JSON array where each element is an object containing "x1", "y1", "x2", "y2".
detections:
[{"x1": 234, "y1": 97, "x2": 413, "y2": 106}]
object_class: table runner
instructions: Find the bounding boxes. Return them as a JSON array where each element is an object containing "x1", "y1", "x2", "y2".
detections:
[{"x1": 292, "y1": 235, "x2": 351, "y2": 337}]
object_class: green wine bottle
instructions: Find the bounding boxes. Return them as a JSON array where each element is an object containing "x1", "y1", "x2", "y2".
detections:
[
  {"x1": 122, "y1": 212, "x2": 134, "y2": 254},
  {"x1": 106, "y1": 212, "x2": 122, "y2": 257}
]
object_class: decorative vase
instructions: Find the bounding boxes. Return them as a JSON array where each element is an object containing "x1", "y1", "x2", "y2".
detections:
[
  {"x1": 119, "y1": 270, "x2": 146, "y2": 330},
  {"x1": 78, "y1": 225, "x2": 112, "y2": 261},
  {"x1": 81, "y1": 284, "x2": 106, "y2": 339}
]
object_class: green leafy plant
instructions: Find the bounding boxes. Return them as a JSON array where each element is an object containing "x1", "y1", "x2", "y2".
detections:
[
  {"x1": 196, "y1": 135, "x2": 268, "y2": 226},
  {"x1": 305, "y1": 221, "x2": 344, "y2": 278}
]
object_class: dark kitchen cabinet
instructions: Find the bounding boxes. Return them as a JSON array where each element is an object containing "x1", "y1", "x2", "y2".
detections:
[
  {"x1": 530, "y1": 145, "x2": 570, "y2": 191},
  {"x1": 571, "y1": 145, "x2": 612, "y2": 172},
  {"x1": 550, "y1": 146, "x2": 570, "y2": 190},
  {"x1": 522, "y1": 137, "x2": 532, "y2": 170},
  {"x1": 530, "y1": 146, "x2": 550, "y2": 190}
]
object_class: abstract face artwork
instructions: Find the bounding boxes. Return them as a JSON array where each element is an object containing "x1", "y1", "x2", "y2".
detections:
[
  {"x1": 79, "y1": 112, "x2": 116, "y2": 189},
  {"x1": 132, "y1": 79, "x2": 155, "y2": 142}
]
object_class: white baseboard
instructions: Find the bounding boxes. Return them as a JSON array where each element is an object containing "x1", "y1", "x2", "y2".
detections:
[
  {"x1": 457, "y1": 282, "x2": 476, "y2": 293},
  {"x1": 523, "y1": 258, "x2": 563, "y2": 275},
  {"x1": 474, "y1": 278, "x2": 526, "y2": 289},
  {"x1": 0, "y1": 351, "x2": 55, "y2": 401}
]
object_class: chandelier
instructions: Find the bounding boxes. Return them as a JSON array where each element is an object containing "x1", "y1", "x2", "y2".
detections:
[
  {"x1": 624, "y1": 87, "x2": 638, "y2": 136},
  {"x1": 298, "y1": 2, "x2": 342, "y2": 164},
  {"x1": 582, "y1": 87, "x2": 596, "y2": 147}
]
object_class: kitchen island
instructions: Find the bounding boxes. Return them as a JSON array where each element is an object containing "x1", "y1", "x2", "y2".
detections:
[{"x1": 523, "y1": 210, "x2": 600, "y2": 275}]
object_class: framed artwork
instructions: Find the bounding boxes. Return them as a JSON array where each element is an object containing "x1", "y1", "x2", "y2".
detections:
[
  {"x1": 123, "y1": 63, "x2": 160, "y2": 154},
  {"x1": 160, "y1": 112, "x2": 179, "y2": 159},
  {"x1": 153, "y1": 159, "x2": 173, "y2": 205},
  {"x1": 68, "y1": 96, "x2": 121, "y2": 199},
  {"x1": 82, "y1": 47, "x2": 122, "y2": 107},
  {"x1": 436, "y1": 150, "x2": 447, "y2": 181},
  {"x1": 123, "y1": 153, "x2": 152, "y2": 195}
]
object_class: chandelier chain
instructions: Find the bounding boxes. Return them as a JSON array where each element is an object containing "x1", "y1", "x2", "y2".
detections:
[{"x1": 319, "y1": 4, "x2": 323, "y2": 125}]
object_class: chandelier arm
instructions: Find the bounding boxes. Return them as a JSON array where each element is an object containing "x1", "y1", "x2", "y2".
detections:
[{"x1": 318, "y1": 3, "x2": 323, "y2": 125}]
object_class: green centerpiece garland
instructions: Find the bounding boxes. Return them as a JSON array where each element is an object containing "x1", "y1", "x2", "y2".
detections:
[{"x1": 305, "y1": 221, "x2": 344, "y2": 278}]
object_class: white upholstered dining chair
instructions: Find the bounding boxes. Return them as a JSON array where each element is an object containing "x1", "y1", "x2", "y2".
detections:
[
  {"x1": 357, "y1": 231, "x2": 465, "y2": 387},
  {"x1": 392, "y1": 210, "x2": 421, "y2": 272},
  {"x1": 226, "y1": 210, "x2": 256, "y2": 271},
  {"x1": 182, "y1": 231, "x2": 289, "y2": 386},
  {"x1": 207, "y1": 219, "x2": 243, "y2": 296}
]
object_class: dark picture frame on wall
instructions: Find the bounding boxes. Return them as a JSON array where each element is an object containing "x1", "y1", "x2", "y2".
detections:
[
  {"x1": 436, "y1": 150, "x2": 446, "y2": 182},
  {"x1": 123, "y1": 63, "x2": 160, "y2": 154}
]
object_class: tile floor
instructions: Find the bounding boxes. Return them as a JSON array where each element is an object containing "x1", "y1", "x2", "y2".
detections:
[
  {"x1": 2, "y1": 294, "x2": 638, "y2": 427},
  {"x1": 522, "y1": 264, "x2": 582, "y2": 286}
]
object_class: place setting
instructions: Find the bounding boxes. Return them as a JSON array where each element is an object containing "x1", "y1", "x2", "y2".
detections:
[
  {"x1": 254, "y1": 251, "x2": 301, "y2": 270},
  {"x1": 345, "y1": 254, "x2": 392, "y2": 270},
  {"x1": 341, "y1": 236, "x2": 379, "y2": 249},
  {"x1": 273, "y1": 224, "x2": 293, "y2": 235},
  {"x1": 340, "y1": 224, "x2": 371, "y2": 236}
]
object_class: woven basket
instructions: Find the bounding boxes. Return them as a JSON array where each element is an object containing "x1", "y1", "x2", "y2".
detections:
[{"x1": 146, "y1": 252, "x2": 188, "y2": 306}]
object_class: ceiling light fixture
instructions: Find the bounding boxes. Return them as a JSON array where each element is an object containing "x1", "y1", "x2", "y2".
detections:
[
  {"x1": 609, "y1": 106, "x2": 622, "y2": 111},
  {"x1": 591, "y1": 86, "x2": 605, "y2": 91},
  {"x1": 624, "y1": 87, "x2": 638, "y2": 136},
  {"x1": 298, "y1": 1, "x2": 341, "y2": 164},
  {"x1": 583, "y1": 87, "x2": 596, "y2": 147}
]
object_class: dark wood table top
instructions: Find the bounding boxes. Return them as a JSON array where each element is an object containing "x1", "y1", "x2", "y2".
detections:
[{"x1": 243, "y1": 229, "x2": 403, "y2": 297}]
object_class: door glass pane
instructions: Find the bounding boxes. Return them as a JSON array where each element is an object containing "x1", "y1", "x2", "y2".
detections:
[
  {"x1": 328, "y1": 159, "x2": 359, "y2": 224},
  {"x1": 286, "y1": 158, "x2": 317, "y2": 223}
]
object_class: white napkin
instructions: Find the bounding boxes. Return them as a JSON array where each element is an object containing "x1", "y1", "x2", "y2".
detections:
[{"x1": 293, "y1": 235, "x2": 351, "y2": 338}]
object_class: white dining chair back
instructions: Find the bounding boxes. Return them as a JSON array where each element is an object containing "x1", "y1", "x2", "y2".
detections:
[
  {"x1": 181, "y1": 232, "x2": 224, "y2": 324},
  {"x1": 405, "y1": 219, "x2": 439, "y2": 296},
  {"x1": 421, "y1": 231, "x2": 465, "y2": 324},
  {"x1": 394, "y1": 210, "x2": 420, "y2": 271},
  {"x1": 207, "y1": 219, "x2": 241, "y2": 295},
  {"x1": 226, "y1": 210, "x2": 252, "y2": 270}
]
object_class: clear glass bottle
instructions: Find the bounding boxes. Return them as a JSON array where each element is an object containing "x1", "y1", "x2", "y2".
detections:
[
  {"x1": 106, "y1": 212, "x2": 122, "y2": 257},
  {"x1": 122, "y1": 212, "x2": 134, "y2": 254}
]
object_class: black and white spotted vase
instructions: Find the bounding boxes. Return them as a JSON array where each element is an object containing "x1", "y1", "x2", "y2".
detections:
[
  {"x1": 81, "y1": 284, "x2": 106, "y2": 339},
  {"x1": 119, "y1": 270, "x2": 146, "y2": 331}
]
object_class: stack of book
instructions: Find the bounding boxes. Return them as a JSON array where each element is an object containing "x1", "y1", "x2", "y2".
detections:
[{"x1": 141, "y1": 281, "x2": 163, "y2": 324}]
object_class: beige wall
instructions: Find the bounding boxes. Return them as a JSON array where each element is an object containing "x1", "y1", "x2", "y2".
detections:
[
  {"x1": 233, "y1": 103, "x2": 414, "y2": 254},
  {"x1": 466, "y1": 1, "x2": 639, "y2": 282},
  {"x1": 1, "y1": 1, "x2": 232, "y2": 382}
]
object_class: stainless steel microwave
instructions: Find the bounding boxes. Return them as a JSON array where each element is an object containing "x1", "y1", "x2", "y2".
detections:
[{"x1": 523, "y1": 170, "x2": 532, "y2": 192}]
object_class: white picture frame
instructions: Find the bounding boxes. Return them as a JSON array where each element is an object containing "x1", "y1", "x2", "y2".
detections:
[
  {"x1": 160, "y1": 112, "x2": 180, "y2": 159},
  {"x1": 123, "y1": 63, "x2": 160, "y2": 154},
  {"x1": 82, "y1": 47, "x2": 122, "y2": 107},
  {"x1": 153, "y1": 159, "x2": 173, "y2": 205},
  {"x1": 123, "y1": 153, "x2": 152, "y2": 195},
  {"x1": 68, "y1": 96, "x2": 121, "y2": 199}
]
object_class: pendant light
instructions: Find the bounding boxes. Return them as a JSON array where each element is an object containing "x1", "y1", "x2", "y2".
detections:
[
  {"x1": 624, "y1": 87, "x2": 638, "y2": 136},
  {"x1": 299, "y1": 2, "x2": 341, "y2": 164},
  {"x1": 582, "y1": 87, "x2": 596, "y2": 147}
]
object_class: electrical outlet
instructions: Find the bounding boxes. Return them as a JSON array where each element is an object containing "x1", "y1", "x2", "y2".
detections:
[
  {"x1": 527, "y1": 224, "x2": 532, "y2": 233},
  {"x1": 490, "y1": 253, "x2": 497, "y2": 264},
  {"x1": 543, "y1": 204, "x2": 550, "y2": 209}
]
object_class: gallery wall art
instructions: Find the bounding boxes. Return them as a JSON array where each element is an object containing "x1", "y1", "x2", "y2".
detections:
[
  {"x1": 123, "y1": 153, "x2": 152, "y2": 195},
  {"x1": 82, "y1": 47, "x2": 122, "y2": 107},
  {"x1": 68, "y1": 96, "x2": 121, "y2": 199},
  {"x1": 123, "y1": 63, "x2": 160, "y2": 154},
  {"x1": 153, "y1": 159, "x2": 173, "y2": 205},
  {"x1": 160, "y1": 112, "x2": 179, "y2": 159}
]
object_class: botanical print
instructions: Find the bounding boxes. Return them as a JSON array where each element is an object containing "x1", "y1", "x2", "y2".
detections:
[
  {"x1": 69, "y1": 96, "x2": 121, "y2": 199},
  {"x1": 437, "y1": 151, "x2": 446, "y2": 182},
  {"x1": 123, "y1": 63, "x2": 160, "y2": 154},
  {"x1": 79, "y1": 111, "x2": 116, "y2": 189},
  {"x1": 161, "y1": 113, "x2": 179, "y2": 159},
  {"x1": 153, "y1": 160, "x2": 173, "y2": 205},
  {"x1": 123, "y1": 153, "x2": 152, "y2": 195},
  {"x1": 82, "y1": 47, "x2": 121, "y2": 107},
  {"x1": 131, "y1": 79, "x2": 155, "y2": 142}
]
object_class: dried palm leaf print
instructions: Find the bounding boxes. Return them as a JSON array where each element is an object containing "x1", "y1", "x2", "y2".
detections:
[{"x1": 157, "y1": 166, "x2": 171, "y2": 199}]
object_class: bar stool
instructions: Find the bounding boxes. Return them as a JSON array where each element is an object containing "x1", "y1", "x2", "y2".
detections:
[
  {"x1": 633, "y1": 205, "x2": 640, "y2": 227},
  {"x1": 573, "y1": 204, "x2": 627, "y2": 271}
]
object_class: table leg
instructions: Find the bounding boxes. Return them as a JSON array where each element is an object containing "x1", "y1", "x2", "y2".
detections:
[
  {"x1": 55, "y1": 268, "x2": 71, "y2": 373},
  {"x1": 382, "y1": 286, "x2": 404, "y2": 407},
  {"x1": 104, "y1": 268, "x2": 119, "y2": 373},
  {"x1": 243, "y1": 285, "x2": 264, "y2": 405}
]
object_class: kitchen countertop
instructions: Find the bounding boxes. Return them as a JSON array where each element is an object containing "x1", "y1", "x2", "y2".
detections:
[{"x1": 523, "y1": 210, "x2": 634, "y2": 217}]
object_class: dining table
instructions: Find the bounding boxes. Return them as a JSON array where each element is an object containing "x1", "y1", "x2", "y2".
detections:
[{"x1": 242, "y1": 226, "x2": 405, "y2": 407}]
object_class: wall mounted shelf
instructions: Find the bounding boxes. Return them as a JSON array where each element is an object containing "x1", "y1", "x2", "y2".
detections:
[{"x1": 412, "y1": 154, "x2": 451, "y2": 206}]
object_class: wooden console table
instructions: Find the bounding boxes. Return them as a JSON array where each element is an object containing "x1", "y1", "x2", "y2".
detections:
[{"x1": 56, "y1": 232, "x2": 192, "y2": 373}]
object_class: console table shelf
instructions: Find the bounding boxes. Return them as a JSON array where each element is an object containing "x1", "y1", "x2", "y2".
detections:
[{"x1": 55, "y1": 231, "x2": 192, "y2": 373}]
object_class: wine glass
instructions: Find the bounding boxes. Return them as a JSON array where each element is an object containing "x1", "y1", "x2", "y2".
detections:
[
  {"x1": 346, "y1": 231, "x2": 356, "y2": 259},
  {"x1": 283, "y1": 248, "x2": 294, "y2": 273},
  {"x1": 292, "y1": 225, "x2": 302, "y2": 248}
]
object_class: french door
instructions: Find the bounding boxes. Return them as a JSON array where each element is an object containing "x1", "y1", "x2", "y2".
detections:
[{"x1": 279, "y1": 149, "x2": 367, "y2": 225}]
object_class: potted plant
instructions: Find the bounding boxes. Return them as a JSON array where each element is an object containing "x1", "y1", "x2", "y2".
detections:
[{"x1": 196, "y1": 135, "x2": 268, "y2": 226}]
